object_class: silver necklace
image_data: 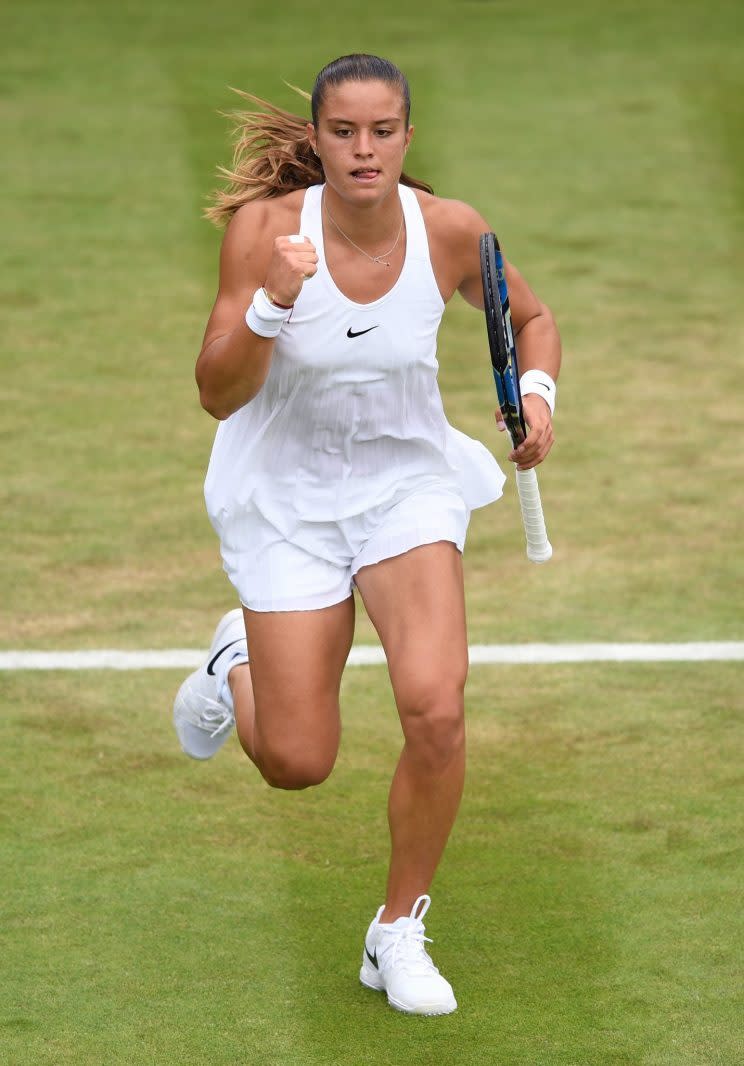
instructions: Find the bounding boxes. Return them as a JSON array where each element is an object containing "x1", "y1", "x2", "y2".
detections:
[{"x1": 324, "y1": 201, "x2": 405, "y2": 267}]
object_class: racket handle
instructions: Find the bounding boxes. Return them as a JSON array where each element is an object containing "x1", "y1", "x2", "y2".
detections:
[{"x1": 515, "y1": 468, "x2": 553, "y2": 563}]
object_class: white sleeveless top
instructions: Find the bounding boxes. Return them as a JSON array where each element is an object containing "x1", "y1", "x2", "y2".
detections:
[{"x1": 204, "y1": 184, "x2": 504, "y2": 534}]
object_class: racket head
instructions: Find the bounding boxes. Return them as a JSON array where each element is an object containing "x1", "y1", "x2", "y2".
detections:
[{"x1": 479, "y1": 232, "x2": 526, "y2": 447}]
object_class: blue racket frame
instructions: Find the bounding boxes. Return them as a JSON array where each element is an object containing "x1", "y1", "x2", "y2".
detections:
[{"x1": 479, "y1": 232, "x2": 527, "y2": 448}]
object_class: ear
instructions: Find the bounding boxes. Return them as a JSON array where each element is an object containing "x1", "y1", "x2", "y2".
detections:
[
  {"x1": 404, "y1": 124, "x2": 415, "y2": 152},
  {"x1": 306, "y1": 122, "x2": 318, "y2": 155}
]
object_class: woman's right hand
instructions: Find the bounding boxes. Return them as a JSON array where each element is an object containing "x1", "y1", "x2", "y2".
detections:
[
  {"x1": 197, "y1": 206, "x2": 316, "y2": 419},
  {"x1": 263, "y1": 235, "x2": 319, "y2": 306}
]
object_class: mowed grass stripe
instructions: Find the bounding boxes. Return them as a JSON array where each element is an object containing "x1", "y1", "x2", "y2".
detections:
[
  {"x1": 1, "y1": 0, "x2": 743, "y2": 649},
  {"x1": 1, "y1": 665, "x2": 741, "y2": 1065}
]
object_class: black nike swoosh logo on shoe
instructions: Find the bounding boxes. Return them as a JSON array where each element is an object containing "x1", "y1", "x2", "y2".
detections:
[
  {"x1": 206, "y1": 638, "x2": 246, "y2": 676},
  {"x1": 365, "y1": 946, "x2": 379, "y2": 969},
  {"x1": 347, "y1": 326, "x2": 379, "y2": 338}
]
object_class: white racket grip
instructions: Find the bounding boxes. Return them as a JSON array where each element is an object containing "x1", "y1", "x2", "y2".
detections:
[{"x1": 515, "y1": 468, "x2": 553, "y2": 563}]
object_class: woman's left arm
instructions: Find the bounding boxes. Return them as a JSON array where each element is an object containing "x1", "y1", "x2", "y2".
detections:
[{"x1": 454, "y1": 205, "x2": 562, "y2": 470}]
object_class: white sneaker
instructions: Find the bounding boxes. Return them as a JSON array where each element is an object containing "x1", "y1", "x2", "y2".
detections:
[
  {"x1": 173, "y1": 608, "x2": 247, "y2": 760},
  {"x1": 359, "y1": 895, "x2": 457, "y2": 1015}
]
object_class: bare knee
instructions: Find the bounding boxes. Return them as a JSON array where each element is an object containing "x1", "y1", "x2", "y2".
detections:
[
  {"x1": 400, "y1": 683, "x2": 466, "y2": 773},
  {"x1": 257, "y1": 748, "x2": 336, "y2": 791},
  {"x1": 248, "y1": 692, "x2": 341, "y2": 790}
]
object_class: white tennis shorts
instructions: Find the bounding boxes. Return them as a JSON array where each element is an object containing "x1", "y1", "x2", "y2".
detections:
[{"x1": 219, "y1": 485, "x2": 470, "y2": 612}]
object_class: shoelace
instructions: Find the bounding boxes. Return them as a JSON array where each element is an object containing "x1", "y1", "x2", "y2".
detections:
[
  {"x1": 185, "y1": 681, "x2": 234, "y2": 738},
  {"x1": 386, "y1": 921, "x2": 438, "y2": 977},
  {"x1": 201, "y1": 698, "x2": 234, "y2": 738}
]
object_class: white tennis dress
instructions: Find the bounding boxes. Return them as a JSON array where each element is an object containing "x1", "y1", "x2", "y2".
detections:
[{"x1": 204, "y1": 184, "x2": 505, "y2": 611}]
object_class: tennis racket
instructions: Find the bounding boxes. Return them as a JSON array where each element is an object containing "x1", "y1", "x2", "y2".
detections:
[{"x1": 480, "y1": 232, "x2": 553, "y2": 563}]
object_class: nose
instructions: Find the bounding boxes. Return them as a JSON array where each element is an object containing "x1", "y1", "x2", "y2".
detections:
[{"x1": 354, "y1": 130, "x2": 374, "y2": 157}]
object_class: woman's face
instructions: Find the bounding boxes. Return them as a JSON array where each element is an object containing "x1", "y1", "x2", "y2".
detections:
[{"x1": 308, "y1": 79, "x2": 413, "y2": 205}]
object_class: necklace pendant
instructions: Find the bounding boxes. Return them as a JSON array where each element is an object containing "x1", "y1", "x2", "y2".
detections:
[{"x1": 323, "y1": 197, "x2": 402, "y2": 269}]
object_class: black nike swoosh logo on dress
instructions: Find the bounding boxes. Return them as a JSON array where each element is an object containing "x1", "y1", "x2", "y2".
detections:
[
  {"x1": 347, "y1": 326, "x2": 379, "y2": 338},
  {"x1": 206, "y1": 638, "x2": 246, "y2": 676}
]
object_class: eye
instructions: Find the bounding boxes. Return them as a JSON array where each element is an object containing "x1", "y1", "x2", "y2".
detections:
[
  {"x1": 375, "y1": 129, "x2": 393, "y2": 137},
  {"x1": 334, "y1": 128, "x2": 353, "y2": 138}
]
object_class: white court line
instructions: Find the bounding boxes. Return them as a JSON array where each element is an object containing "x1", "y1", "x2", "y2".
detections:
[{"x1": 0, "y1": 643, "x2": 742, "y2": 670}]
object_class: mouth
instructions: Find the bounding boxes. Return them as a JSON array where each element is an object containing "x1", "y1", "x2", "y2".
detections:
[{"x1": 351, "y1": 168, "x2": 381, "y2": 183}]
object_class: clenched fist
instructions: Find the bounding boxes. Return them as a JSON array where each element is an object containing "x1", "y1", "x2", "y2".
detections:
[{"x1": 264, "y1": 234, "x2": 319, "y2": 307}]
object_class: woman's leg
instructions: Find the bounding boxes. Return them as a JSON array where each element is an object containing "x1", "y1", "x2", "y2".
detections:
[
  {"x1": 353, "y1": 541, "x2": 468, "y2": 921},
  {"x1": 230, "y1": 595, "x2": 355, "y2": 789}
]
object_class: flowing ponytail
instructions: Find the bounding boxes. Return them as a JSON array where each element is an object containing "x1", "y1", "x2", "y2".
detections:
[
  {"x1": 205, "y1": 55, "x2": 433, "y2": 228},
  {"x1": 204, "y1": 90, "x2": 323, "y2": 226}
]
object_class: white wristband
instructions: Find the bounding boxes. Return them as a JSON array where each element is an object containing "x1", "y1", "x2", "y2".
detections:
[
  {"x1": 520, "y1": 369, "x2": 556, "y2": 415},
  {"x1": 245, "y1": 287, "x2": 293, "y2": 338}
]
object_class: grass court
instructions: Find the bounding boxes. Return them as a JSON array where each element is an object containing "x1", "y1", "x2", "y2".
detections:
[{"x1": 1, "y1": 1, "x2": 742, "y2": 1062}]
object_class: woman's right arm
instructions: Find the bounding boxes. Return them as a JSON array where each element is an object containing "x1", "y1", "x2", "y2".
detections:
[{"x1": 195, "y1": 200, "x2": 317, "y2": 420}]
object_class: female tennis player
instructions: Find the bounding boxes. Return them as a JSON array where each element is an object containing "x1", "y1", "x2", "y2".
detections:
[{"x1": 173, "y1": 53, "x2": 560, "y2": 1016}]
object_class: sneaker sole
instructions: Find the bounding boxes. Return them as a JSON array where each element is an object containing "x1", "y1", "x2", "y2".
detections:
[
  {"x1": 387, "y1": 993, "x2": 458, "y2": 1016},
  {"x1": 360, "y1": 960, "x2": 457, "y2": 1015}
]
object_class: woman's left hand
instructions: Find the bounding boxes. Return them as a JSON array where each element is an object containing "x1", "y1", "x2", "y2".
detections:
[{"x1": 494, "y1": 394, "x2": 555, "y2": 470}]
